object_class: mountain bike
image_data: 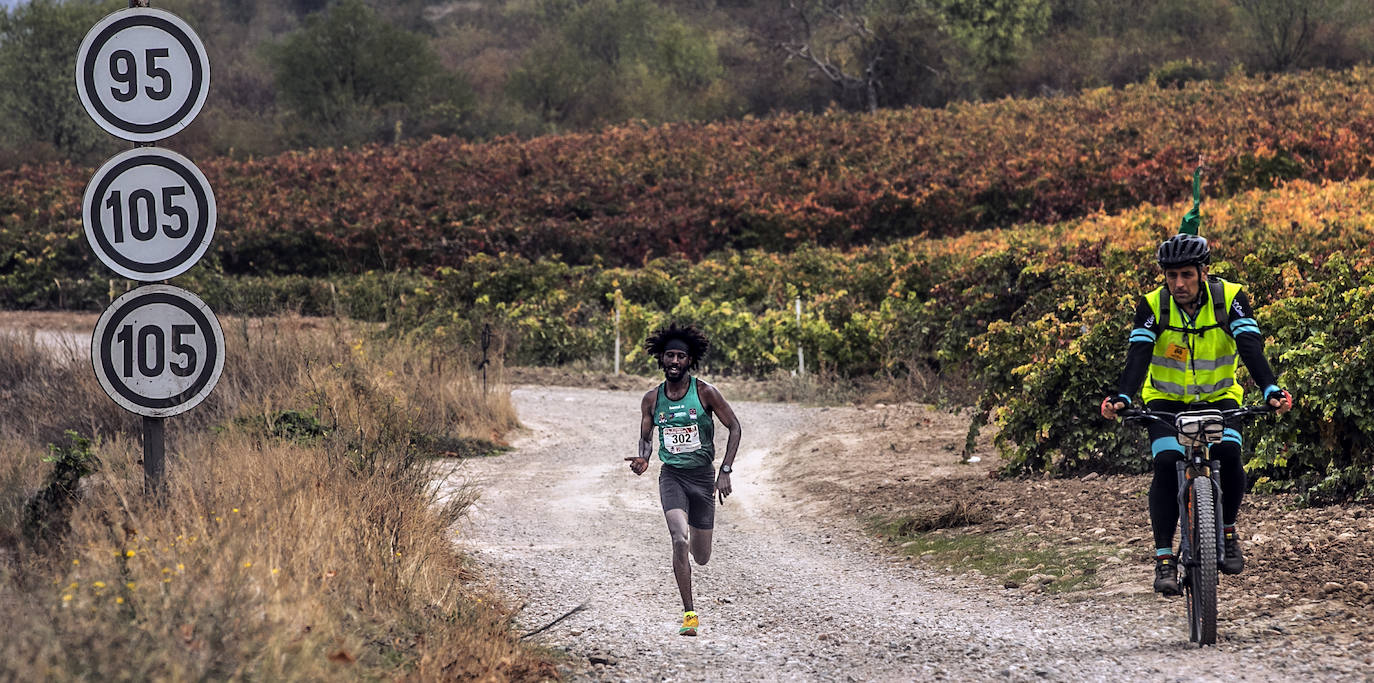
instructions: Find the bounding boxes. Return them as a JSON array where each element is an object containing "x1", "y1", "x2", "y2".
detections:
[{"x1": 1118, "y1": 404, "x2": 1274, "y2": 646}]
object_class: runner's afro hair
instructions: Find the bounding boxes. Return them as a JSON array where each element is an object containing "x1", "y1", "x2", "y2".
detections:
[{"x1": 644, "y1": 321, "x2": 710, "y2": 371}]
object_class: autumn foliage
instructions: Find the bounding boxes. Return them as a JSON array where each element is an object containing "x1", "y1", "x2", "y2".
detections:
[
  {"x1": 8, "y1": 68, "x2": 1374, "y2": 305},
  {"x1": 383, "y1": 178, "x2": 1373, "y2": 499}
]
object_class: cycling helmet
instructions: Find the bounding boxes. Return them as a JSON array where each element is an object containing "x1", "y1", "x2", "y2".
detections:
[{"x1": 1156, "y1": 233, "x2": 1210, "y2": 268}]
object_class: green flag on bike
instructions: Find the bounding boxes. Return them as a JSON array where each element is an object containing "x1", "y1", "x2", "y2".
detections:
[{"x1": 1179, "y1": 165, "x2": 1203, "y2": 236}]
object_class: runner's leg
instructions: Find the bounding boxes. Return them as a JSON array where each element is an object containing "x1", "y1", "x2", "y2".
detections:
[
  {"x1": 665, "y1": 508, "x2": 694, "y2": 612},
  {"x1": 689, "y1": 527, "x2": 712, "y2": 565}
]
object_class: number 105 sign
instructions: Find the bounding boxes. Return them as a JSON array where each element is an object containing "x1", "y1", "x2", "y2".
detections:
[
  {"x1": 92, "y1": 285, "x2": 225, "y2": 418},
  {"x1": 83, "y1": 147, "x2": 216, "y2": 281}
]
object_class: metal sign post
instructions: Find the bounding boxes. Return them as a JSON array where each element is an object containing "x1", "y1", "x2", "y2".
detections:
[
  {"x1": 479, "y1": 323, "x2": 492, "y2": 396},
  {"x1": 613, "y1": 289, "x2": 622, "y2": 376},
  {"x1": 77, "y1": 2, "x2": 215, "y2": 495}
]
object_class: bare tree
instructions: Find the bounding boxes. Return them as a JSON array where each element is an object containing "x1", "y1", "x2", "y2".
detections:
[
  {"x1": 778, "y1": 0, "x2": 885, "y2": 112},
  {"x1": 1237, "y1": 0, "x2": 1328, "y2": 71}
]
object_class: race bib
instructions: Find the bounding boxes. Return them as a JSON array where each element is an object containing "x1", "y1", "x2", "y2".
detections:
[
  {"x1": 662, "y1": 424, "x2": 702, "y2": 454},
  {"x1": 1165, "y1": 343, "x2": 1189, "y2": 362}
]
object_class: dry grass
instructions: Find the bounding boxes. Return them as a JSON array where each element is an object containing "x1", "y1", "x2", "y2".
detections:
[{"x1": 0, "y1": 320, "x2": 552, "y2": 680}]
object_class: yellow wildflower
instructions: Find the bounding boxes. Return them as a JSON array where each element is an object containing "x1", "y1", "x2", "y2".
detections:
[
  {"x1": 62, "y1": 595, "x2": 72, "y2": 602},
  {"x1": 93, "y1": 581, "x2": 106, "y2": 588}
]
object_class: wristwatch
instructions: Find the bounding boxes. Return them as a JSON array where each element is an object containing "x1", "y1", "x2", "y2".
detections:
[{"x1": 720, "y1": 464, "x2": 732, "y2": 474}]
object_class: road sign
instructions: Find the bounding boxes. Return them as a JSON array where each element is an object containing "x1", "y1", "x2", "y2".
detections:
[
  {"x1": 75, "y1": 8, "x2": 210, "y2": 141},
  {"x1": 92, "y1": 285, "x2": 225, "y2": 418},
  {"x1": 83, "y1": 147, "x2": 216, "y2": 281}
]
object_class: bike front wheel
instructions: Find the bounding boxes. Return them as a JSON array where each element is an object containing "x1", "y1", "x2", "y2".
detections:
[{"x1": 1186, "y1": 478, "x2": 1219, "y2": 646}]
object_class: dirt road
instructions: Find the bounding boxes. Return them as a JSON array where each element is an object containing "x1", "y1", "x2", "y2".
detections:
[{"x1": 444, "y1": 386, "x2": 1369, "y2": 681}]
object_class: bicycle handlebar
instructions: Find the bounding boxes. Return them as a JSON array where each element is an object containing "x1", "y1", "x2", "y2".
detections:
[{"x1": 1117, "y1": 404, "x2": 1276, "y2": 431}]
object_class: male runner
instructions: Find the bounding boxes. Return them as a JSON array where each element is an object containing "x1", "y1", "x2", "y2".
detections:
[{"x1": 626, "y1": 322, "x2": 741, "y2": 636}]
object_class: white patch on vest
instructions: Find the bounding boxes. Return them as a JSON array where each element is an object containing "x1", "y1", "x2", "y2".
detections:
[{"x1": 662, "y1": 424, "x2": 701, "y2": 454}]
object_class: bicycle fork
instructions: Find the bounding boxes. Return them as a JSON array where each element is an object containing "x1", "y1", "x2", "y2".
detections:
[{"x1": 1175, "y1": 454, "x2": 1226, "y2": 570}]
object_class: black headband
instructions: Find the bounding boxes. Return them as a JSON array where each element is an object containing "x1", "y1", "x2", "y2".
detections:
[{"x1": 664, "y1": 338, "x2": 690, "y2": 354}]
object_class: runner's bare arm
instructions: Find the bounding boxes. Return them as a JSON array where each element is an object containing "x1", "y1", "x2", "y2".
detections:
[
  {"x1": 700, "y1": 384, "x2": 740, "y2": 501},
  {"x1": 626, "y1": 389, "x2": 655, "y2": 475}
]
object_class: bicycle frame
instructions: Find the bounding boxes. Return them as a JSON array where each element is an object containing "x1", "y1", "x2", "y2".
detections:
[{"x1": 1174, "y1": 440, "x2": 1225, "y2": 574}]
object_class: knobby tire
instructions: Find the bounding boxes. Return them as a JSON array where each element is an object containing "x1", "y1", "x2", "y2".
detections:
[{"x1": 1187, "y1": 479, "x2": 1219, "y2": 646}]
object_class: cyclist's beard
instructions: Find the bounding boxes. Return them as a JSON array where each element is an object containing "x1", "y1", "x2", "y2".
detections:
[{"x1": 663, "y1": 365, "x2": 686, "y2": 382}]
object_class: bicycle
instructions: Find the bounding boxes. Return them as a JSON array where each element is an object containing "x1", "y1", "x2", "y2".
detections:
[{"x1": 1118, "y1": 404, "x2": 1275, "y2": 646}]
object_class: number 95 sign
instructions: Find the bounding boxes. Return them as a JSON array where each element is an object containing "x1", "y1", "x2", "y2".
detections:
[
  {"x1": 93, "y1": 285, "x2": 225, "y2": 418},
  {"x1": 75, "y1": 8, "x2": 209, "y2": 141}
]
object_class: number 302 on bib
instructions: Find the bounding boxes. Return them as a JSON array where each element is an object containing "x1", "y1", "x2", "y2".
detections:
[{"x1": 662, "y1": 425, "x2": 702, "y2": 454}]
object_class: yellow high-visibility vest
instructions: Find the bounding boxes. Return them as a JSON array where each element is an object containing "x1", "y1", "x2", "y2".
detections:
[{"x1": 1141, "y1": 278, "x2": 1245, "y2": 404}]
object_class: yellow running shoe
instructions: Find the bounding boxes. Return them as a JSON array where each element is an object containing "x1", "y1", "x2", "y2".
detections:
[{"x1": 679, "y1": 611, "x2": 698, "y2": 636}]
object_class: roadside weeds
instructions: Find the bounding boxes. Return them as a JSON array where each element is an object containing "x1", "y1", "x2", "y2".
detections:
[{"x1": 0, "y1": 323, "x2": 553, "y2": 680}]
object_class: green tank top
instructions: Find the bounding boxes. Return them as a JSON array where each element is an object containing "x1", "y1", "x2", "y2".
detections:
[{"x1": 654, "y1": 377, "x2": 716, "y2": 469}]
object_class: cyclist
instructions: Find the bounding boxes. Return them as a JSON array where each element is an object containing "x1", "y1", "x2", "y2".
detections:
[
  {"x1": 1101, "y1": 233, "x2": 1292, "y2": 595},
  {"x1": 626, "y1": 322, "x2": 741, "y2": 636}
]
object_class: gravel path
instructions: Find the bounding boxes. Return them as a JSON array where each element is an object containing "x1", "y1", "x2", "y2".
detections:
[{"x1": 442, "y1": 386, "x2": 1370, "y2": 681}]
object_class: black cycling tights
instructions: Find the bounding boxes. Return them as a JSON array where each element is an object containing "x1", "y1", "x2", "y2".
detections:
[{"x1": 1149, "y1": 442, "x2": 1245, "y2": 551}]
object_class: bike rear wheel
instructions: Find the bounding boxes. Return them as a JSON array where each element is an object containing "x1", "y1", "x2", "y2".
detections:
[{"x1": 1185, "y1": 479, "x2": 1219, "y2": 646}]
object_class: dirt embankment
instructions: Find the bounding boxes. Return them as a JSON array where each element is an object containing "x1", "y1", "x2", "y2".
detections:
[{"x1": 780, "y1": 401, "x2": 1374, "y2": 646}]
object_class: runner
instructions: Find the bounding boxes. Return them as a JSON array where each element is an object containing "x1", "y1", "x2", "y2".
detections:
[{"x1": 626, "y1": 322, "x2": 741, "y2": 636}]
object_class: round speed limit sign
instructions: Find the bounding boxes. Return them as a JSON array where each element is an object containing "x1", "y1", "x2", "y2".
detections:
[
  {"x1": 83, "y1": 147, "x2": 216, "y2": 281},
  {"x1": 75, "y1": 8, "x2": 210, "y2": 141},
  {"x1": 92, "y1": 285, "x2": 225, "y2": 418}
]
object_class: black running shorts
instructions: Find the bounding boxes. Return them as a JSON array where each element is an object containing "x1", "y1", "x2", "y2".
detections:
[{"x1": 658, "y1": 463, "x2": 717, "y2": 530}]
